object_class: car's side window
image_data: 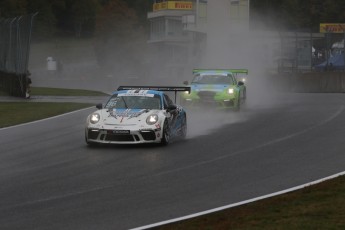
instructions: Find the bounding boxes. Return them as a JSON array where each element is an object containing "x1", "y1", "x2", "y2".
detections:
[
  {"x1": 163, "y1": 95, "x2": 168, "y2": 109},
  {"x1": 229, "y1": 74, "x2": 236, "y2": 85},
  {"x1": 163, "y1": 94, "x2": 173, "y2": 109}
]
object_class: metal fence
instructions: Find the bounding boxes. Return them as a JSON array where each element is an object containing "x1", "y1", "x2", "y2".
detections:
[
  {"x1": 276, "y1": 31, "x2": 345, "y2": 73},
  {"x1": 0, "y1": 13, "x2": 37, "y2": 97},
  {"x1": 276, "y1": 31, "x2": 325, "y2": 73}
]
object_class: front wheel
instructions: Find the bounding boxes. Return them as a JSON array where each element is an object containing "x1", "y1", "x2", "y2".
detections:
[
  {"x1": 160, "y1": 119, "x2": 170, "y2": 146},
  {"x1": 180, "y1": 115, "x2": 187, "y2": 139},
  {"x1": 242, "y1": 89, "x2": 246, "y2": 103},
  {"x1": 233, "y1": 97, "x2": 241, "y2": 111}
]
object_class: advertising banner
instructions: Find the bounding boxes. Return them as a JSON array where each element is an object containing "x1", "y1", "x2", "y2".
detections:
[
  {"x1": 320, "y1": 23, "x2": 345, "y2": 33},
  {"x1": 153, "y1": 1, "x2": 193, "y2": 11}
]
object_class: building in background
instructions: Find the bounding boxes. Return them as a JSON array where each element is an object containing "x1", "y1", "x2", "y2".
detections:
[
  {"x1": 147, "y1": 0, "x2": 250, "y2": 82},
  {"x1": 147, "y1": 0, "x2": 329, "y2": 78}
]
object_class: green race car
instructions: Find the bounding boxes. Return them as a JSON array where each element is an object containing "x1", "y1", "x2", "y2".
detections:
[{"x1": 181, "y1": 69, "x2": 248, "y2": 110}]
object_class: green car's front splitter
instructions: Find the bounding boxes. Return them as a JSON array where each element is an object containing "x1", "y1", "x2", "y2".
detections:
[
  {"x1": 181, "y1": 91, "x2": 241, "y2": 111},
  {"x1": 181, "y1": 99, "x2": 240, "y2": 111}
]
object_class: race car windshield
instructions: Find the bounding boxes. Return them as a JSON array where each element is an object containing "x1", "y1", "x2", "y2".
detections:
[
  {"x1": 105, "y1": 95, "x2": 161, "y2": 110},
  {"x1": 192, "y1": 75, "x2": 233, "y2": 84}
]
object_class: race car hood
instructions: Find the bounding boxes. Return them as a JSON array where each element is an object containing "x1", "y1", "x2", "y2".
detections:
[
  {"x1": 100, "y1": 108, "x2": 157, "y2": 125},
  {"x1": 191, "y1": 83, "x2": 231, "y2": 92}
]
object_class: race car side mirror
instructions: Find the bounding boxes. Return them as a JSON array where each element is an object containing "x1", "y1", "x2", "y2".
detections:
[
  {"x1": 96, "y1": 103, "x2": 103, "y2": 109},
  {"x1": 238, "y1": 81, "x2": 244, "y2": 86},
  {"x1": 183, "y1": 81, "x2": 189, "y2": 85},
  {"x1": 167, "y1": 104, "x2": 177, "y2": 112}
]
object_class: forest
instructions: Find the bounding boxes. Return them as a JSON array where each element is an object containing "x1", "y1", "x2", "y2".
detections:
[{"x1": 1, "y1": 0, "x2": 345, "y2": 40}]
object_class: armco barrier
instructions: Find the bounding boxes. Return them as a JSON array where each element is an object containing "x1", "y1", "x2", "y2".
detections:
[{"x1": 273, "y1": 72, "x2": 345, "y2": 93}]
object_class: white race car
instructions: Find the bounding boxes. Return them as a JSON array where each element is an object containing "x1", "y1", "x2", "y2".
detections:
[{"x1": 85, "y1": 86, "x2": 190, "y2": 146}]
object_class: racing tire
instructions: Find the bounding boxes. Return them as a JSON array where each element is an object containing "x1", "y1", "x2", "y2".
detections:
[
  {"x1": 160, "y1": 119, "x2": 170, "y2": 146},
  {"x1": 234, "y1": 97, "x2": 241, "y2": 111},
  {"x1": 242, "y1": 89, "x2": 246, "y2": 103}
]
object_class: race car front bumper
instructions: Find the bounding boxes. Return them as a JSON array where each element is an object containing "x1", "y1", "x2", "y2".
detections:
[
  {"x1": 181, "y1": 91, "x2": 238, "y2": 109},
  {"x1": 86, "y1": 128, "x2": 162, "y2": 144}
]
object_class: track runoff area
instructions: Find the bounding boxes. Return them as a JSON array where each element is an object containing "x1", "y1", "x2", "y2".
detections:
[{"x1": 130, "y1": 171, "x2": 345, "y2": 230}]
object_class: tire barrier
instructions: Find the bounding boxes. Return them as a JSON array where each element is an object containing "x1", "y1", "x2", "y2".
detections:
[{"x1": 0, "y1": 71, "x2": 28, "y2": 97}]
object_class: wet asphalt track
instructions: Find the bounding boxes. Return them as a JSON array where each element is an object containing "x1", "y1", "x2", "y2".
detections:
[{"x1": 1, "y1": 92, "x2": 345, "y2": 229}]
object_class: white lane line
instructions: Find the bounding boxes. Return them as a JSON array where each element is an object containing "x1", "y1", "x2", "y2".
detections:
[
  {"x1": 0, "y1": 107, "x2": 93, "y2": 131},
  {"x1": 130, "y1": 171, "x2": 345, "y2": 230},
  {"x1": 131, "y1": 107, "x2": 345, "y2": 229}
]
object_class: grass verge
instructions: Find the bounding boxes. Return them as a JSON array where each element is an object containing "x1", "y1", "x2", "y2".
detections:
[
  {"x1": 0, "y1": 102, "x2": 92, "y2": 128},
  {"x1": 0, "y1": 87, "x2": 104, "y2": 128},
  {"x1": 31, "y1": 87, "x2": 109, "y2": 96},
  {"x1": 153, "y1": 175, "x2": 345, "y2": 230}
]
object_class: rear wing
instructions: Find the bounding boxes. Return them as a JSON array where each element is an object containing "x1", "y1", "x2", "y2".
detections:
[
  {"x1": 117, "y1": 86, "x2": 190, "y2": 92},
  {"x1": 193, "y1": 69, "x2": 248, "y2": 75},
  {"x1": 117, "y1": 86, "x2": 191, "y2": 103}
]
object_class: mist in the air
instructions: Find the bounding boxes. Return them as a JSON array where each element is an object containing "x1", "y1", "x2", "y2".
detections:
[
  {"x1": 28, "y1": 0, "x2": 287, "y2": 138},
  {"x1": 184, "y1": 0, "x2": 287, "y2": 138}
]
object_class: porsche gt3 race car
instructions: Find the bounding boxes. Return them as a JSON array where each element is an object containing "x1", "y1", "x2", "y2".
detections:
[
  {"x1": 85, "y1": 86, "x2": 190, "y2": 146},
  {"x1": 181, "y1": 69, "x2": 248, "y2": 111}
]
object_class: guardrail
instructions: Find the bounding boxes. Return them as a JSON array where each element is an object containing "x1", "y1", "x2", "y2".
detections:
[{"x1": 272, "y1": 72, "x2": 345, "y2": 93}]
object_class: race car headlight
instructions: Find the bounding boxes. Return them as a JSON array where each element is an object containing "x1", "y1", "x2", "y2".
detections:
[
  {"x1": 90, "y1": 113, "x2": 100, "y2": 124},
  {"x1": 146, "y1": 114, "x2": 158, "y2": 125},
  {"x1": 228, "y1": 88, "x2": 234, "y2": 94}
]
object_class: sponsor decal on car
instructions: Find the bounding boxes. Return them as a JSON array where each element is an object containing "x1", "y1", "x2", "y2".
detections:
[
  {"x1": 109, "y1": 109, "x2": 147, "y2": 119},
  {"x1": 112, "y1": 130, "x2": 130, "y2": 134},
  {"x1": 118, "y1": 90, "x2": 155, "y2": 97}
]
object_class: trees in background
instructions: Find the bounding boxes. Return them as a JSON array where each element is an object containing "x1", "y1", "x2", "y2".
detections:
[
  {"x1": 70, "y1": 0, "x2": 101, "y2": 37},
  {"x1": 93, "y1": 0, "x2": 148, "y2": 75},
  {"x1": 0, "y1": 0, "x2": 27, "y2": 17},
  {"x1": 0, "y1": 0, "x2": 129, "y2": 39},
  {"x1": 94, "y1": 0, "x2": 136, "y2": 68},
  {"x1": 1, "y1": 0, "x2": 345, "y2": 39},
  {"x1": 251, "y1": 0, "x2": 345, "y2": 31}
]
